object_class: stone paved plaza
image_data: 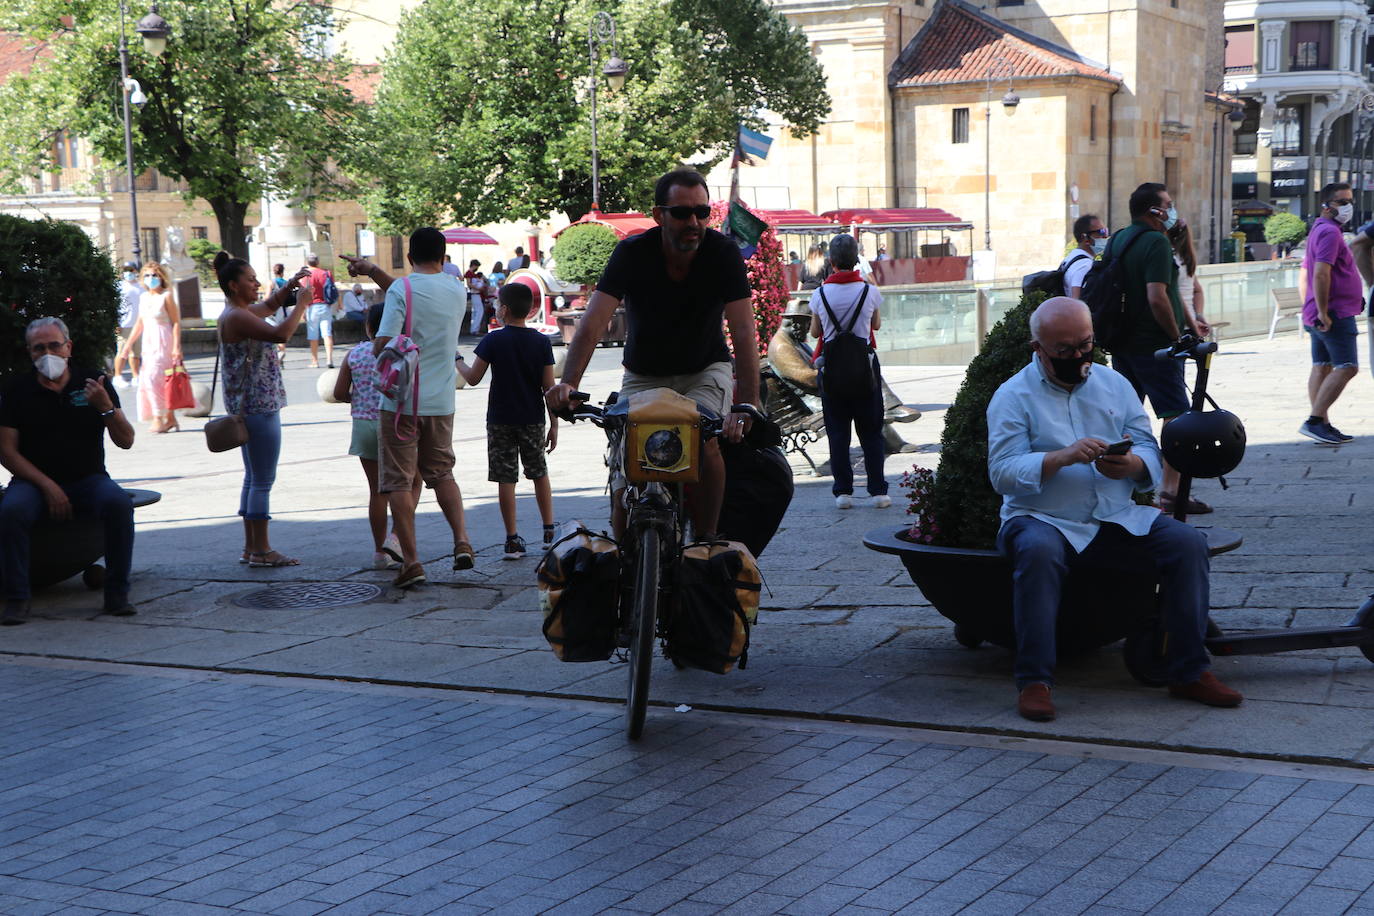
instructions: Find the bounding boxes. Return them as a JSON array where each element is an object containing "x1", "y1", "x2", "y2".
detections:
[
  {"x1": 2, "y1": 657, "x2": 1374, "y2": 915},
  {"x1": 3, "y1": 329, "x2": 1374, "y2": 912}
]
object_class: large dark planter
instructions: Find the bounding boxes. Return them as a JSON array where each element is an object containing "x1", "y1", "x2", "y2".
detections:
[
  {"x1": 25, "y1": 488, "x2": 161, "y2": 589},
  {"x1": 863, "y1": 524, "x2": 1241, "y2": 652}
]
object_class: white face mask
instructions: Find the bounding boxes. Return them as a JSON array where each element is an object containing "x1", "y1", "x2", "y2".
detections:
[
  {"x1": 34, "y1": 353, "x2": 67, "y2": 380},
  {"x1": 1335, "y1": 203, "x2": 1354, "y2": 225},
  {"x1": 1092, "y1": 238, "x2": 1109, "y2": 256}
]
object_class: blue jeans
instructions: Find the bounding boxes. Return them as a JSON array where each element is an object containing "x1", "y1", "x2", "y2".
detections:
[
  {"x1": 239, "y1": 412, "x2": 282, "y2": 520},
  {"x1": 0, "y1": 475, "x2": 134, "y2": 606},
  {"x1": 819, "y1": 373, "x2": 888, "y2": 497},
  {"x1": 1306, "y1": 314, "x2": 1358, "y2": 369},
  {"x1": 996, "y1": 514, "x2": 1211, "y2": 688}
]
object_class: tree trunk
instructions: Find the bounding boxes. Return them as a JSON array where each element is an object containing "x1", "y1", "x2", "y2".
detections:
[{"x1": 209, "y1": 198, "x2": 252, "y2": 259}]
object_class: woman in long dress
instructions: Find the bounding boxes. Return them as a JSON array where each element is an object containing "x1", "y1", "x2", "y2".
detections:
[{"x1": 119, "y1": 260, "x2": 182, "y2": 433}]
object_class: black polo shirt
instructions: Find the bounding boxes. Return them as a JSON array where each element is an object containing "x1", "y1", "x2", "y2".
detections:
[
  {"x1": 0, "y1": 366, "x2": 118, "y2": 484},
  {"x1": 595, "y1": 226, "x2": 752, "y2": 376}
]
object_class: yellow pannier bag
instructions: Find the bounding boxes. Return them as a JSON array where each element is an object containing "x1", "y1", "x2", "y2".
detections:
[{"x1": 537, "y1": 521, "x2": 620, "y2": 662}]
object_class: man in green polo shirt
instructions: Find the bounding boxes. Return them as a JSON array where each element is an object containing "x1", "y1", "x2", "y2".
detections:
[{"x1": 1109, "y1": 182, "x2": 1209, "y2": 516}]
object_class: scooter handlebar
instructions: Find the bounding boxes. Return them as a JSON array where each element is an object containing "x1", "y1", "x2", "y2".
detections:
[{"x1": 1154, "y1": 334, "x2": 1218, "y2": 362}]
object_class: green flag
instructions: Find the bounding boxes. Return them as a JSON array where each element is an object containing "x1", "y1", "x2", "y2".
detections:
[{"x1": 725, "y1": 201, "x2": 767, "y2": 256}]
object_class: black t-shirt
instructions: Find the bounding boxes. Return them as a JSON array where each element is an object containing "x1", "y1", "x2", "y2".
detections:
[
  {"x1": 474, "y1": 326, "x2": 555, "y2": 425},
  {"x1": 0, "y1": 366, "x2": 119, "y2": 484},
  {"x1": 595, "y1": 226, "x2": 752, "y2": 375}
]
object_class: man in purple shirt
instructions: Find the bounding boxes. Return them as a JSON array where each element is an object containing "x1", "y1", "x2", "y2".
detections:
[{"x1": 1299, "y1": 182, "x2": 1363, "y2": 445}]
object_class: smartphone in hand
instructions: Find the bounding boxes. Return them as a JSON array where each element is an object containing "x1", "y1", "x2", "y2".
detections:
[{"x1": 1103, "y1": 438, "x2": 1133, "y2": 456}]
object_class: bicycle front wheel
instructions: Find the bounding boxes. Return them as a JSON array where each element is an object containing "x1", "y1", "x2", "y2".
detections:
[{"x1": 625, "y1": 526, "x2": 661, "y2": 740}]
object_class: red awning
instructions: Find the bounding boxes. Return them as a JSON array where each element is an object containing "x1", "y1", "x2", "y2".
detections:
[
  {"x1": 752, "y1": 209, "x2": 832, "y2": 231},
  {"x1": 554, "y1": 211, "x2": 659, "y2": 240},
  {"x1": 441, "y1": 227, "x2": 499, "y2": 245},
  {"x1": 820, "y1": 208, "x2": 972, "y2": 230}
]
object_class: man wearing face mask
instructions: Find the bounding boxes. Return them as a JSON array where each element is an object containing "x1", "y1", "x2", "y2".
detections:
[
  {"x1": 112, "y1": 261, "x2": 142, "y2": 388},
  {"x1": 1296, "y1": 182, "x2": 1362, "y2": 445},
  {"x1": 987, "y1": 297, "x2": 1241, "y2": 722},
  {"x1": 1110, "y1": 182, "x2": 1210, "y2": 516},
  {"x1": 1064, "y1": 214, "x2": 1106, "y2": 300},
  {"x1": 0, "y1": 317, "x2": 137, "y2": 624}
]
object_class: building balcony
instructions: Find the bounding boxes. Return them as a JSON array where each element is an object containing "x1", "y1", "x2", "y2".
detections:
[{"x1": 1223, "y1": 67, "x2": 1368, "y2": 99}]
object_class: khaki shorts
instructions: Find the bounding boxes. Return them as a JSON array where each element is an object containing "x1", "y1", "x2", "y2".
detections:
[
  {"x1": 116, "y1": 326, "x2": 141, "y2": 357},
  {"x1": 379, "y1": 411, "x2": 455, "y2": 492},
  {"x1": 610, "y1": 361, "x2": 734, "y2": 491}
]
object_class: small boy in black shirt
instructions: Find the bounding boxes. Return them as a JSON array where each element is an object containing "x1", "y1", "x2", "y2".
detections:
[{"x1": 457, "y1": 283, "x2": 557, "y2": 558}]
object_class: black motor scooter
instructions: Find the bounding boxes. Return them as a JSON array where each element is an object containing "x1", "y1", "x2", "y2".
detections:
[{"x1": 1123, "y1": 335, "x2": 1374, "y2": 684}]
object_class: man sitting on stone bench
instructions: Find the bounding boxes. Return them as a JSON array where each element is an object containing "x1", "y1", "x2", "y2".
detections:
[
  {"x1": 0, "y1": 317, "x2": 137, "y2": 624},
  {"x1": 986, "y1": 297, "x2": 1241, "y2": 722}
]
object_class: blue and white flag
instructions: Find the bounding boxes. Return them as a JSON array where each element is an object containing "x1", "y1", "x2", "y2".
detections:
[{"x1": 738, "y1": 125, "x2": 773, "y2": 163}]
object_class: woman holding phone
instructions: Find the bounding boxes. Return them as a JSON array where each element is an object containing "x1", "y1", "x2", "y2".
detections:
[{"x1": 213, "y1": 251, "x2": 311, "y2": 568}]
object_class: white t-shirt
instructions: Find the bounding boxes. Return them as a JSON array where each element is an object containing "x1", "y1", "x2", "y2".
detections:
[
  {"x1": 377, "y1": 271, "x2": 461, "y2": 416},
  {"x1": 119, "y1": 278, "x2": 141, "y2": 329},
  {"x1": 1062, "y1": 249, "x2": 1094, "y2": 297},
  {"x1": 809, "y1": 281, "x2": 882, "y2": 342},
  {"x1": 1174, "y1": 254, "x2": 1195, "y2": 311}
]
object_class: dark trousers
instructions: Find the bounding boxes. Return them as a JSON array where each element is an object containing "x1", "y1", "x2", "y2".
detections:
[
  {"x1": 820, "y1": 376, "x2": 888, "y2": 497},
  {"x1": 996, "y1": 514, "x2": 1210, "y2": 688},
  {"x1": 0, "y1": 475, "x2": 134, "y2": 606}
]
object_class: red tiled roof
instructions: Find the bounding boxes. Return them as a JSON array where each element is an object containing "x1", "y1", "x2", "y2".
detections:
[
  {"x1": 0, "y1": 32, "x2": 51, "y2": 84},
  {"x1": 342, "y1": 64, "x2": 380, "y2": 104},
  {"x1": 890, "y1": 0, "x2": 1118, "y2": 90}
]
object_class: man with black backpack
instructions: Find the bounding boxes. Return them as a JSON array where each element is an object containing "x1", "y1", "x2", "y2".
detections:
[
  {"x1": 1064, "y1": 214, "x2": 1107, "y2": 299},
  {"x1": 808, "y1": 234, "x2": 889, "y2": 509},
  {"x1": 1101, "y1": 183, "x2": 1211, "y2": 516}
]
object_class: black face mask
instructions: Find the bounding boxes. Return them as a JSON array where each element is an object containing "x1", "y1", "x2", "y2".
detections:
[{"x1": 1044, "y1": 352, "x2": 1092, "y2": 385}]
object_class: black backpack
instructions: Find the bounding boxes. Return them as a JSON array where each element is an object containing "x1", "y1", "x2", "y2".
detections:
[
  {"x1": 1021, "y1": 249, "x2": 1091, "y2": 298},
  {"x1": 1080, "y1": 227, "x2": 1149, "y2": 353},
  {"x1": 816, "y1": 285, "x2": 877, "y2": 398}
]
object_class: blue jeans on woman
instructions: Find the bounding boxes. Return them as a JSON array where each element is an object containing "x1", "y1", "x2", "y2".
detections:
[
  {"x1": 239, "y1": 412, "x2": 282, "y2": 520},
  {"x1": 819, "y1": 374, "x2": 888, "y2": 497}
]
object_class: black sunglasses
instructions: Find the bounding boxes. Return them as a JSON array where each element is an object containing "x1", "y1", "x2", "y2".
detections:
[{"x1": 663, "y1": 204, "x2": 711, "y2": 221}]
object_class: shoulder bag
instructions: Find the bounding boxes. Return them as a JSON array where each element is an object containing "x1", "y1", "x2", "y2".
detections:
[{"x1": 203, "y1": 326, "x2": 249, "y2": 453}]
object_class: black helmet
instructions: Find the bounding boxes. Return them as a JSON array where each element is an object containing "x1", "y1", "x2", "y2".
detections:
[{"x1": 1161, "y1": 409, "x2": 1246, "y2": 478}]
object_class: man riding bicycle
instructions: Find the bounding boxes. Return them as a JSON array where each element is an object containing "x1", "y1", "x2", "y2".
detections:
[{"x1": 545, "y1": 168, "x2": 760, "y2": 539}]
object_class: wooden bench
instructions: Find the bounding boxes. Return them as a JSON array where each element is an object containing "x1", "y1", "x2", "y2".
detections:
[
  {"x1": 1269, "y1": 287, "x2": 1302, "y2": 339},
  {"x1": 761, "y1": 368, "x2": 826, "y2": 474}
]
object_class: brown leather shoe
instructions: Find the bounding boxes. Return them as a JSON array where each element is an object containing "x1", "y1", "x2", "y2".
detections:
[
  {"x1": 1168, "y1": 671, "x2": 1242, "y2": 707},
  {"x1": 1017, "y1": 683, "x2": 1056, "y2": 721},
  {"x1": 393, "y1": 562, "x2": 426, "y2": 589}
]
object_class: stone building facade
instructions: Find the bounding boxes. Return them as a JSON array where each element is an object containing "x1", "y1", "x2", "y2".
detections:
[
  {"x1": 1224, "y1": 0, "x2": 1374, "y2": 221},
  {"x1": 711, "y1": 0, "x2": 1233, "y2": 278}
]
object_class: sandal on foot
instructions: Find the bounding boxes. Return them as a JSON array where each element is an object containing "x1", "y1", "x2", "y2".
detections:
[{"x1": 249, "y1": 551, "x2": 300, "y2": 568}]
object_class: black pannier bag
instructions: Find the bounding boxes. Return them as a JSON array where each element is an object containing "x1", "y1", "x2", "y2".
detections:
[
  {"x1": 718, "y1": 438, "x2": 794, "y2": 558},
  {"x1": 662, "y1": 541, "x2": 761, "y2": 675},
  {"x1": 537, "y1": 523, "x2": 620, "y2": 662}
]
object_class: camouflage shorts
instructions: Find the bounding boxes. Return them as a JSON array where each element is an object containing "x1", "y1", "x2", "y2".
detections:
[{"x1": 487, "y1": 423, "x2": 547, "y2": 484}]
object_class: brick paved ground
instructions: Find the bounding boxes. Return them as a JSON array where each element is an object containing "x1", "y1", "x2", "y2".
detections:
[{"x1": 3, "y1": 657, "x2": 1374, "y2": 915}]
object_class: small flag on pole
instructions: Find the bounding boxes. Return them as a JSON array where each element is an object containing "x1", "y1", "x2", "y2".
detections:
[
  {"x1": 738, "y1": 125, "x2": 773, "y2": 163},
  {"x1": 724, "y1": 201, "x2": 767, "y2": 260}
]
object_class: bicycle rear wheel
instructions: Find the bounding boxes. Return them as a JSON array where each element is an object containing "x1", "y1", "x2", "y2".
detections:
[{"x1": 625, "y1": 526, "x2": 661, "y2": 740}]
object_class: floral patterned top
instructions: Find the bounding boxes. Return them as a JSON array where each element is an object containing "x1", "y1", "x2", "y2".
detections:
[
  {"x1": 345, "y1": 341, "x2": 381, "y2": 420},
  {"x1": 221, "y1": 334, "x2": 285, "y2": 416}
]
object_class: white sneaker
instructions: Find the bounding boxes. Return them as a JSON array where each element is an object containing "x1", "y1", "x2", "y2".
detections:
[
  {"x1": 112, "y1": 376, "x2": 131, "y2": 389},
  {"x1": 372, "y1": 551, "x2": 399, "y2": 570},
  {"x1": 381, "y1": 533, "x2": 403, "y2": 564},
  {"x1": 835, "y1": 495, "x2": 853, "y2": 509},
  {"x1": 871, "y1": 495, "x2": 892, "y2": 509}
]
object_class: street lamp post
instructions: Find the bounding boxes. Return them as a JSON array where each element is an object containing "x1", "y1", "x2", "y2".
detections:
[
  {"x1": 983, "y1": 56, "x2": 1019, "y2": 252},
  {"x1": 117, "y1": 1, "x2": 170, "y2": 267},
  {"x1": 587, "y1": 12, "x2": 628, "y2": 213}
]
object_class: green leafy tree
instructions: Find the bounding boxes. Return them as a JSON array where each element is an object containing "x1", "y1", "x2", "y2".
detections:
[
  {"x1": 550, "y1": 223, "x2": 619, "y2": 287},
  {"x1": 1263, "y1": 211, "x2": 1308, "y2": 248},
  {"x1": 350, "y1": 0, "x2": 828, "y2": 233},
  {"x1": 0, "y1": 214, "x2": 118, "y2": 383},
  {"x1": 185, "y1": 237, "x2": 221, "y2": 287},
  {"x1": 0, "y1": 0, "x2": 363, "y2": 258}
]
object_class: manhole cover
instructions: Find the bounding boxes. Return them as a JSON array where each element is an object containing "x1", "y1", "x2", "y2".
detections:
[{"x1": 233, "y1": 582, "x2": 383, "y2": 610}]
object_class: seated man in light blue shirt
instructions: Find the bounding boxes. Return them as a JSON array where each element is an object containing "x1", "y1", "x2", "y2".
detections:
[{"x1": 987, "y1": 297, "x2": 1241, "y2": 722}]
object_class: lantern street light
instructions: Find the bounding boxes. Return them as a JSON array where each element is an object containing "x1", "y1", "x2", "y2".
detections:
[
  {"x1": 118, "y1": 1, "x2": 171, "y2": 266},
  {"x1": 983, "y1": 54, "x2": 1019, "y2": 252},
  {"x1": 588, "y1": 11, "x2": 629, "y2": 212}
]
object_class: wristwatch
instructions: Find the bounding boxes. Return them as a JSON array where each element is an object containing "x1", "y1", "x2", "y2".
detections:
[{"x1": 99, "y1": 408, "x2": 115, "y2": 418}]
